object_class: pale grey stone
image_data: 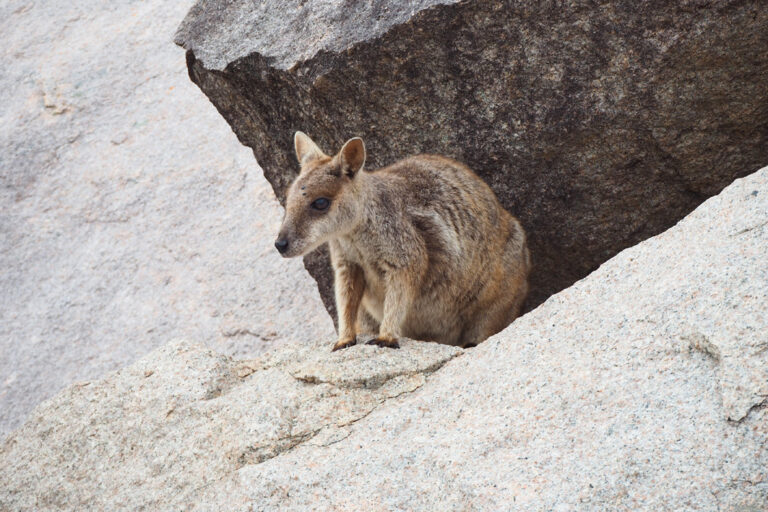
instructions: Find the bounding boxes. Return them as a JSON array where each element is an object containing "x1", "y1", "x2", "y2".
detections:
[
  {"x1": 0, "y1": 337, "x2": 462, "y2": 510},
  {"x1": 0, "y1": 0, "x2": 334, "y2": 438},
  {"x1": 1, "y1": 167, "x2": 765, "y2": 511},
  {"x1": 287, "y1": 337, "x2": 462, "y2": 389}
]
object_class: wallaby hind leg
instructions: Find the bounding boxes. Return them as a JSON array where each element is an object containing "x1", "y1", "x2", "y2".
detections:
[
  {"x1": 460, "y1": 272, "x2": 527, "y2": 348},
  {"x1": 460, "y1": 296, "x2": 523, "y2": 348},
  {"x1": 460, "y1": 219, "x2": 531, "y2": 348}
]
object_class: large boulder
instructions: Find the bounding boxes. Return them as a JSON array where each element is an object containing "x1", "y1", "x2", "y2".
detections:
[
  {"x1": 176, "y1": 0, "x2": 768, "y2": 316},
  {"x1": 2, "y1": 166, "x2": 766, "y2": 510},
  {"x1": 0, "y1": 0, "x2": 334, "y2": 439}
]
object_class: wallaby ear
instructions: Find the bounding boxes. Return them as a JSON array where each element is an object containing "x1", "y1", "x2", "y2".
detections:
[
  {"x1": 339, "y1": 137, "x2": 366, "y2": 177},
  {"x1": 294, "y1": 131, "x2": 327, "y2": 166}
]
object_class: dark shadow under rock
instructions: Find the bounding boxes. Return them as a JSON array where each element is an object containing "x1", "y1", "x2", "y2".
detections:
[{"x1": 176, "y1": 0, "x2": 768, "y2": 318}]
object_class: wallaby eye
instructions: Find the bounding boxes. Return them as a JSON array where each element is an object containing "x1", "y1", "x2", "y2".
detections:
[{"x1": 310, "y1": 197, "x2": 330, "y2": 211}]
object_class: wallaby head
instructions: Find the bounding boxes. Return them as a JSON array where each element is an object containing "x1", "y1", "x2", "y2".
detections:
[{"x1": 275, "y1": 132, "x2": 366, "y2": 257}]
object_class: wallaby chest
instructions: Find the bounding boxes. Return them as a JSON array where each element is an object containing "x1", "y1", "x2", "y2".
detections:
[{"x1": 333, "y1": 236, "x2": 387, "y2": 300}]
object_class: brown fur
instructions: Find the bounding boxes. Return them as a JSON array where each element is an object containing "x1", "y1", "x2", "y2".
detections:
[{"x1": 276, "y1": 132, "x2": 530, "y2": 351}]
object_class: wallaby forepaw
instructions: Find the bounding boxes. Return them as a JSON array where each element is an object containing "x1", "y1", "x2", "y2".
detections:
[
  {"x1": 332, "y1": 338, "x2": 357, "y2": 352},
  {"x1": 366, "y1": 337, "x2": 400, "y2": 349}
]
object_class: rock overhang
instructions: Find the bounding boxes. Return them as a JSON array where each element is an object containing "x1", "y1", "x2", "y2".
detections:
[{"x1": 175, "y1": 0, "x2": 768, "y2": 321}]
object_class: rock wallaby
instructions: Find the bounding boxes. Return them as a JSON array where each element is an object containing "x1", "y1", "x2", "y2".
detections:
[{"x1": 275, "y1": 132, "x2": 530, "y2": 351}]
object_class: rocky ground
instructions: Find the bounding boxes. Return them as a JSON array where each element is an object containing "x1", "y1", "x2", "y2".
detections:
[
  {"x1": 2, "y1": 1, "x2": 767, "y2": 509},
  {"x1": 1, "y1": 167, "x2": 765, "y2": 510},
  {"x1": 0, "y1": 0, "x2": 334, "y2": 439}
]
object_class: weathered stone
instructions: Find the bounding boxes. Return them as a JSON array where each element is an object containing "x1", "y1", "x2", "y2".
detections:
[
  {"x1": 176, "y1": 0, "x2": 768, "y2": 317},
  {"x1": 1, "y1": 166, "x2": 766, "y2": 510},
  {"x1": 0, "y1": 337, "x2": 462, "y2": 510},
  {"x1": 0, "y1": 0, "x2": 334, "y2": 439}
]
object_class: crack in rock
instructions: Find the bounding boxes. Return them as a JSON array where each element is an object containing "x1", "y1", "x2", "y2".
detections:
[
  {"x1": 234, "y1": 374, "x2": 430, "y2": 468},
  {"x1": 680, "y1": 328, "x2": 768, "y2": 422},
  {"x1": 728, "y1": 397, "x2": 768, "y2": 424},
  {"x1": 237, "y1": 432, "x2": 315, "y2": 466},
  {"x1": 289, "y1": 355, "x2": 459, "y2": 389},
  {"x1": 225, "y1": 343, "x2": 464, "y2": 470},
  {"x1": 730, "y1": 220, "x2": 768, "y2": 237},
  {"x1": 286, "y1": 339, "x2": 464, "y2": 390}
]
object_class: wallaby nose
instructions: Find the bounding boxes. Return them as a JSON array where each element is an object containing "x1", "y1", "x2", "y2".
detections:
[{"x1": 274, "y1": 238, "x2": 289, "y2": 254}]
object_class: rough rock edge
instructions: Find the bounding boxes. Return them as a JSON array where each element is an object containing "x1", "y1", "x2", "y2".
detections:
[
  {"x1": 173, "y1": 0, "x2": 459, "y2": 71},
  {"x1": 237, "y1": 370, "x2": 438, "y2": 467}
]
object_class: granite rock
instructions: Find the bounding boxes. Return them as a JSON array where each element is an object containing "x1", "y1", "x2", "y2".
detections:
[
  {"x1": 0, "y1": 337, "x2": 462, "y2": 510},
  {"x1": 0, "y1": 0, "x2": 334, "y2": 439},
  {"x1": 176, "y1": 0, "x2": 768, "y2": 317},
  {"x1": 1, "y1": 167, "x2": 766, "y2": 510}
]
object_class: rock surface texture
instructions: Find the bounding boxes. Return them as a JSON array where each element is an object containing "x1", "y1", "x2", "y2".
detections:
[
  {"x1": 176, "y1": 0, "x2": 768, "y2": 316},
  {"x1": 2, "y1": 167, "x2": 766, "y2": 510},
  {"x1": 0, "y1": 0, "x2": 334, "y2": 439}
]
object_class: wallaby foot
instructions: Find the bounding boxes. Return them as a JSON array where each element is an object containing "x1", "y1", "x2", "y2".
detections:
[
  {"x1": 332, "y1": 337, "x2": 357, "y2": 352},
  {"x1": 366, "y1": 335, "x2": 400, "y2": 349}
]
